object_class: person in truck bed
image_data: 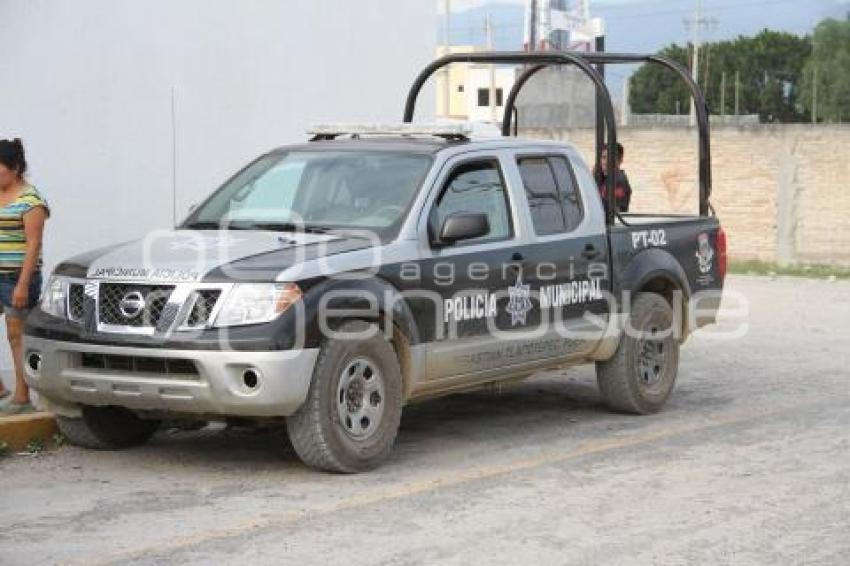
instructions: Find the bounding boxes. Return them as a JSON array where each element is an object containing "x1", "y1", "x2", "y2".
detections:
[{"x1": 594, "y1": 142, "x2": 632, "y2": 213}]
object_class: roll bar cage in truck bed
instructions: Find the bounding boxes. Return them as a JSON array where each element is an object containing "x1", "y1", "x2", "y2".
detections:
[{"x1": 402, "y1": 51, "x2": 712, "y2": 225}]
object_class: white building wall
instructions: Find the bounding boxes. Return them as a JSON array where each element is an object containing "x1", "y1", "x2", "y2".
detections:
[
  {"x1": 0, "y1": 0, "x2": 433, "y2": 376},
  {"x1": 0, "y1": 0, "x2": 436, "y2": 272},
  {"x1": 465, "y1": 67, "x2": 517, "y2": 123}
]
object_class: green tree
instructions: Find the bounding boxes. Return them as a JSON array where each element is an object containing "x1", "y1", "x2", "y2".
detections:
[
  {"x1": 629, "y1": 30, "x2": 812, "y2": 122},
  {"x1": 628, "y1": 44, "x2": 690, "y2": 115},
  {"x1": 801, "y1": 17, "x2": 850, "y2": 123}
]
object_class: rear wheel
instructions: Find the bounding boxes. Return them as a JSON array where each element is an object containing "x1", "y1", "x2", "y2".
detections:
[
  {"x1": 57, "y1": 406, "x2": 160, "y2": 449},
  {"x1": 286, "y1": 320, "x2": 403, "y2": 473},
  {"x1": 596, "y1": 292, "x2": 680, "y2": 414}
]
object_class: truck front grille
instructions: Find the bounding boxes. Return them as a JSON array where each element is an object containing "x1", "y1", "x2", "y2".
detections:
[
  {"x1": 98, "y1": 283, "x2": 174, "y2": 327},
  {"x1": 78, "y1": 352, "x2": 199, "y2": 377},
  {"x1": 68, "y1": 283, "x2": 86, "y2": 322},
  {"x1": 186, "y1": 289, "x2": 222, "y2": 327}
]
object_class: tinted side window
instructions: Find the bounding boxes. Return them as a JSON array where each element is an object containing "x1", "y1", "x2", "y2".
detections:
[
  {"x1": 432, "y1": 160, "x2": 512, "y2": 245},
  {"x1": 549, "y1": 156, "x2": 584, "y2": 232},
  {"x1": 517, "y1": 157, "x2": 564, "y2": 235}
]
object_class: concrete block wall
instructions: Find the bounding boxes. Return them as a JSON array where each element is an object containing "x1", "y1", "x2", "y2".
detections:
[{"x1": 522, "y1": 125, "x2": 850, "y2": 266}]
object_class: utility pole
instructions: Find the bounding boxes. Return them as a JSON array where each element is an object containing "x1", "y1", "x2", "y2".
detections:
[
  {"x1": 720, "y1": 71, "x2": 726, "y2": 117},
  {"x1": 528, "y1": 0, "x2": 538, "y2": 51},
  {"x1": 622, "y1": 78, "x2": 630, "y2": 127},
  {"x1": 441, "y1": 0, "x2": 451, "y2": 118},
  {"x1": 812, "y1": 66, "x2": 818, "y2": 124},
  {"x1": 171, "y1": 86, "x2": 178, "y2": 227},
  {"x1": 485, "y1": 15, "x2": 498, "y2": 122},
  {"x1": 734, "y1": 70, "x2": 740, "y2": 117},
  {"x1": 811, "y1": 32, "x2": 819, "y2": 124},
  {"x1": 687, "y1": 0, "x2": 702, "y2": 126},
  {"x1": 685, "y1": 1, "x2": 715, "y2": 125},
  {"x1": 539, "y1": 0, "x2": 551, "y2": 51}
]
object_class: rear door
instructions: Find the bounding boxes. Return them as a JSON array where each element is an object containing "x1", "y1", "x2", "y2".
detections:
[{"x1": 509, "y1": 150, "x2": 611, "y2": 361}]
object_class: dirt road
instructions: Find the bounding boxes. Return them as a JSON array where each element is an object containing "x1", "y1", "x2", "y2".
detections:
[{"x1": 2, "y1": 275, "x2": 848, "y2": 565}]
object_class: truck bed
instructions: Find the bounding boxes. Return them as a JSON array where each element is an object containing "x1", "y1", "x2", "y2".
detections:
[{"x1": 608, "y1": 213, "x2": 725, "y2": 326}]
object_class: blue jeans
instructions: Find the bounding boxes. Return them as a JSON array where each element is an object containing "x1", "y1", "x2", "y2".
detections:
[{"x1": 0, "y1": 270, "x2": 42, "y2": 319}]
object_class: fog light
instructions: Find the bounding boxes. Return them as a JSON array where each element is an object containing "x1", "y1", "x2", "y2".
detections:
[
  {"x1": 242, "y1": 368, "x2": 260, "y2": 389},
  {"x1": 27, "y1": 352, "x2": 42, "y2": 373}
]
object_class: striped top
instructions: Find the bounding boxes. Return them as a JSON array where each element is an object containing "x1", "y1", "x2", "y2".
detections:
[{"x1": 0, "y1": 184, "x2": 50, "y2": 272}]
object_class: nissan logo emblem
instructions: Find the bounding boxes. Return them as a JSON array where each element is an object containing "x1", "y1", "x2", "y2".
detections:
[{"x1": 119, "y1": 291, "x2": 146, "y2": 319}]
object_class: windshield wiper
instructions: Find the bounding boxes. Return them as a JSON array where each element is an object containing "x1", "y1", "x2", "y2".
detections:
[
  {"x1": 183, "y1": 221, "x2": 249, "y2": 230},
  {"x1": 248, "y1": 222, "x2": 339, "y2": 235}
]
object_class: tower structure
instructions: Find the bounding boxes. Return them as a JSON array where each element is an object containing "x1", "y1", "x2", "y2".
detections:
[{"x1": 524, "y1": 0, "x2": 604, "y2": 52}]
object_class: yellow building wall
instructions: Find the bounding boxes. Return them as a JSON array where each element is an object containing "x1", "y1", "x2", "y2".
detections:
[{"x1": 435, "y1": 46, "x2": 479, "y2": 119}]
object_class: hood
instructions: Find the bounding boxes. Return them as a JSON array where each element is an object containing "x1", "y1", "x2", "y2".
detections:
[{"x1": 59, "y1": 230, "x2": 372, "y2": 283}]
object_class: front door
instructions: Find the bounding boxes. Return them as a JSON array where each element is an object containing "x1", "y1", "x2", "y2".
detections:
[{"x1": 409, "y1": 153, "x2": 538, "y2": 384}]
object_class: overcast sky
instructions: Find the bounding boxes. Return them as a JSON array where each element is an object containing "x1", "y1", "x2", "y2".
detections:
[
  {"x1": 439, "y1": 0, "x2": 850, "y2": 92},
  {"x1": 441, "y1": 0, "x2": 850, "y2": 46}
]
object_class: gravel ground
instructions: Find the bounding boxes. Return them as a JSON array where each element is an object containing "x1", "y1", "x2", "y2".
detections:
[{"x1": 1, "y1": 275, "x2": 848, "y2": 565}]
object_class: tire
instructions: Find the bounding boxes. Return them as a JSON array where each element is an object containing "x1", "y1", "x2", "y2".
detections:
[
  {"x1": 596, "y1": 292, "x2": 680, "y2": 415},
  {"x1": 57, "y1": 405, "x2": 160, "y2": 450},
  {"x1": 286, "y1": 320, "x2": 403, "y2": 473}
]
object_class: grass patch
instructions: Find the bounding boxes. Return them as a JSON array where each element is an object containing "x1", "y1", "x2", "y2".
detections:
[
  {"x1": 729, "y1": 260, "x2": 850, "y2": 279},
  {"x1": 24, "y1": 438, "x2": 44, "y2": 454}
]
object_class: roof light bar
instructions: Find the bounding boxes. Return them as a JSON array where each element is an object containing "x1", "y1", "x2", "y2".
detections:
[{"x1": 308, "y1": 123, "x2": 472, "y2": 140}]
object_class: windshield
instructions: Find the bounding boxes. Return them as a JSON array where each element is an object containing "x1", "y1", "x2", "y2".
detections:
[{"x1": 183, "y1": 150, "x2": 432, "y2": 237}]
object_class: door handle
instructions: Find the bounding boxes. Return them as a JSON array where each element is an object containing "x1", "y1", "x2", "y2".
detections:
[
  {"x1": 581, "y1": 244, "x2": 600, "y2": 260},
  {"x1": 508, "y1": 252, "x2": 526, "y2": 273}
]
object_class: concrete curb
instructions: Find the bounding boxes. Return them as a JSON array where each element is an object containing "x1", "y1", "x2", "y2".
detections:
[{"x1": 0, "y1": 412, "x2": 58, "y2": 452}]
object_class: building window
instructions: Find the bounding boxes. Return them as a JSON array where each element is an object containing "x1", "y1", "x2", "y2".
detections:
[
  {"x1": 457, "y1": 85, "x2": 464, "y2": 93},
  {"x1": 477, "y1": 88, "x2": 504, "y2": 107}
]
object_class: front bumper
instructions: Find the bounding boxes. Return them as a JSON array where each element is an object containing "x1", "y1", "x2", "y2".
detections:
[{"x1": 23, "y1": 336, "x2": 319, "y2": 418}]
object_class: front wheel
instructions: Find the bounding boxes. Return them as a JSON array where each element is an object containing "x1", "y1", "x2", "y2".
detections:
[
  {"x1": 596, "y1": 292, "x2": 680, "y2": 415},
  {"x1": 57, "y1": 405, "x2": 160, "y2": 449},
  {"x1": 286, "y1": 321, "x2": 403, "y2": 473}
]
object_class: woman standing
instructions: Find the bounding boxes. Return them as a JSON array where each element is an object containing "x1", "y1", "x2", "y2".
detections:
[{"x1": 0, "y1": 139, "x2": 49, "y2": 414}]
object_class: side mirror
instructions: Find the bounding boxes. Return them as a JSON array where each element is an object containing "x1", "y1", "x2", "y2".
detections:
[{"x1": 433, "y1": 212, "x2": 490, "y2": 247}]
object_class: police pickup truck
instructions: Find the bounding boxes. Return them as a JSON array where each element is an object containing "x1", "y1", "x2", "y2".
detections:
[{"x1": 23, "y1": 52, "x2": 727, "y2": 472}]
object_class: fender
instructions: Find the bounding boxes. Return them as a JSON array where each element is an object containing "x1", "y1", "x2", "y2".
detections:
[
  {"x1": 616, "y1": 248, "x2": 693, "y2": 341},
  {"x1": 299, "y1": 275, "x2": 421, "y2": 349},
  {"x1": 297, "y1": 275, "x2": 424, "y2": 398},
  {"x1": 618, "y1": 247, "x2": 693, "y2": 304}
]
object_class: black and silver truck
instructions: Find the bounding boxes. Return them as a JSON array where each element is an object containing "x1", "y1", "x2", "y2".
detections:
[{"x1": 23, "y1": 52, "x2": 727, "y2": 472}]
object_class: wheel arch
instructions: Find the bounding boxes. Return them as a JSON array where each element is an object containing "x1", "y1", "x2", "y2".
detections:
[
  {"x1": 620, "y1": 248, "x2": 692, "y2": 340},
  {"x1": 300, "y1": 276, "x2": 423, "y2": 399}
]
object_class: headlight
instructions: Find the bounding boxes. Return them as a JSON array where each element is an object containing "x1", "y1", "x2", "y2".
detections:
[
  {"x1": 40, "y1": 275, "x2": 69, "y2": 318},
  {"x1": 213, "y1": 283, "x2": 302, "y2": 327}
]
